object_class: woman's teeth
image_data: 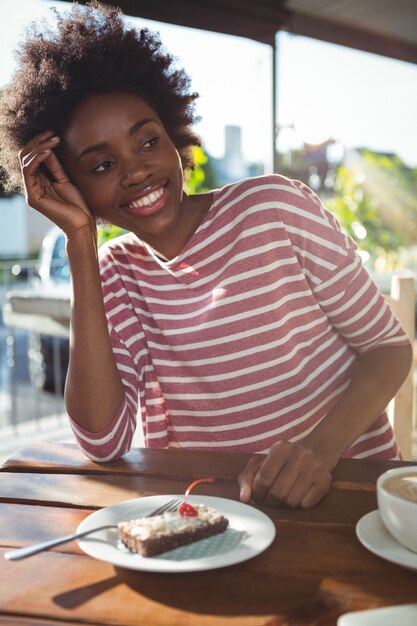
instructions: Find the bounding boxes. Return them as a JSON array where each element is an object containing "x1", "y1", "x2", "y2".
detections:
[{"x1": 128, "y1": 186, "x2": 164, "y2": 208}]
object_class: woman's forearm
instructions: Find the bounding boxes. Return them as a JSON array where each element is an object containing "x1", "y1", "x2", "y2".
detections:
[
  {"x1": 64, "y1": 227, "x2": 125, "y2": 432},
  {"x1": 304, "y1": 343, "x2": 413, "y2": 470}
]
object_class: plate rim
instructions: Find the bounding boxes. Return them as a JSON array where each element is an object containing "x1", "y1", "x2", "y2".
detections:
[
  {"x1": 77, "y1": 494, "x2": 276, "y2": 573},
  {"x1": 355, "y1": 509, "x2": 417, "y2": 572}
]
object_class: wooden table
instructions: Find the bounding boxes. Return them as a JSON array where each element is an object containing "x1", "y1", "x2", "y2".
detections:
[{"x1": 0, "y1": 443, "x2": 416, "y2": 626}]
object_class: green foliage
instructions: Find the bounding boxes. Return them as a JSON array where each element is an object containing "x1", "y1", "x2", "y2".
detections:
[
  {"x1": 184, "y1": 146, "x2": 210, "y2": 194},
  {"x1": 362, "y1": 149, "x2": 417, "y2": 186},
  {"x1": 325, "y1": 165, "x2": 403, "y2": 264},
  {"x1": 97, "y1": 224, "x2": 126, "y2": 247},
  {"x1": 325, "y1": 150, "x2": 417, "y2": 268}
]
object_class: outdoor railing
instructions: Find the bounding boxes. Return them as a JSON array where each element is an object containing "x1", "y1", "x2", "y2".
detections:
[{"x1": 0, "y1": 260, "x2": 72, "y2": 461}]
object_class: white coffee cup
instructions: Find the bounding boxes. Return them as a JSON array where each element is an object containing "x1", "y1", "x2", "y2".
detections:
[{"x1": 377, "y1": 466, "x2": 417, "y2": 553}]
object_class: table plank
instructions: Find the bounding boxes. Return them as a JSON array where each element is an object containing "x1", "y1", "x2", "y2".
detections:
[
  {"x1": 1, "y1": 545, "x2": 416, "y2": 626},
  {"x1": 0, "y1": 504, "x2": 91, "y2": 555},
  {"x1": 0, "y1": 443, "x2": 250, "y2": 479},
  {"x1": 0, "y1": 473, "x2": 239, "y2": 509},
  {"x1": 0, "y1": 616, "x2": 106, "y2": 626},
  {"x1": 0, "y1": 548, "x2": 281, "y2": 626},
  {"x1": 3, "y1": 443, "x2": 415, "y2": 483},
  {"x1": 0, "y1": 471, "x2": 380, "y2": 525}
]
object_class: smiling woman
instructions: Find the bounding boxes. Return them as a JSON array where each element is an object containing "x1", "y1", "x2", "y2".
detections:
[{"x1": 0, "y1": 0, "x2": 412, "y2": 511}]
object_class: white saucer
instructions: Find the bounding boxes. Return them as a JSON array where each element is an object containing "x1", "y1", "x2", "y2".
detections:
[
  {"x1": 338, "y1": 604, "x2": 417, "y2": 626},
  {"x1": 356, "y1": 510, "x2": 417, "y2": 572}
]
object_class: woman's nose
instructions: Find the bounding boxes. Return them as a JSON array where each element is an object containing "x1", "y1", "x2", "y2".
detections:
[{"x1": 120, "y1": 155, "x2": 151, "y2": 188}]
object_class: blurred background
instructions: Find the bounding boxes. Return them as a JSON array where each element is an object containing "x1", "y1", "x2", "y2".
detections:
[{"x1": 1, "y1": 0, "x2": 417, "y2": 461}]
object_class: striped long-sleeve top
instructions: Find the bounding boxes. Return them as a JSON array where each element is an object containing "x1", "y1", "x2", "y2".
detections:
[{"x1": 69, "y1": 174, "x2": 409, "y2": 461}]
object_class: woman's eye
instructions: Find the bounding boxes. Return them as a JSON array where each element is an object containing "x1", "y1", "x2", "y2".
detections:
[
  {"x1": 143, "y1": 136, "x2": 158, "y2": 149},
  {"x1": 93, "y1": 160, "x2": 114, "y2": 173}
]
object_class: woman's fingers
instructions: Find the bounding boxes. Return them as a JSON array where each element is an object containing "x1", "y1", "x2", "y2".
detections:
[
  {"x1": 21, "y1": 129, "x2": 55, "y2": 150},
  {"x1": 237, "y1": 455, "x2": 263, "y2": 503},
  {"x1": 21, "y1": 149, "x2": 54, "y2": 196},
  {"x1": 300, "y1": 480, "x2": 331, "y2": 509},
  {"x1": 251, "y1": 441, "x2": 293, "y2": 502},
  {"x1": 248, "y1": 441, "x2": 332, "y2": 509},
  {"x1": 20, "y1": 134, "x2": 60, "y2": 173},
  {"x1": 43, "y1": 149, "x2": 70, "y2": 184},
  {"x1": 22, "y1": 148, "x2": 55, "y2": 181},
  {"x1": 20, "y1": 135, "x2": 66, "y2": 204},
  {"x1": 279, "y1": 464, "x2": 331, "y2": 509},
  {"x1": 19, "y1": 130, "x2": 55, "y2": 162},
  {"x1": 17, "y1": 132, "x2": 94, "y2": 236},
  {"x1": 21, "y1": 136, "x2": 60, "y2": 168}
]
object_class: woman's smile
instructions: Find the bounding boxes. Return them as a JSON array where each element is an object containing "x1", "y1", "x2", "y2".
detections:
[{"x1": 122, "y1": 182, "x2": 169, "y2": 217}]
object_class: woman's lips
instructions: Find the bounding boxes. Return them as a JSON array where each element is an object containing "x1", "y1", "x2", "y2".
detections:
[{"x1": 123, "y1": 184, "x2": 169, "y2": 217}]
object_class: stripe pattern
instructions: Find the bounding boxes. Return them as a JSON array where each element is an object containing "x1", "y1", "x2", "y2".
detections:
[{"x1": 69, "y1": 175, "x2": 408, "y2": 462}]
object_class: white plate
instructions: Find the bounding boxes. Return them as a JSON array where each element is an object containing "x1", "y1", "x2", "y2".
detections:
[
  {"x1": 77, "y1": 495, "x2": 276, "y2": 573},
  {"x1": 356, "y1": 510, "x2": 417, "y2": 572},
  {"x1": 338, "y1": 604, "x2": 417, "y2": 626}
]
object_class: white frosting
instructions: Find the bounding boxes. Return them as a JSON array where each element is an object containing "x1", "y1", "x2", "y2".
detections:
[{"x1": 118, "y1": 504, "x2": 224, "y2": 540}]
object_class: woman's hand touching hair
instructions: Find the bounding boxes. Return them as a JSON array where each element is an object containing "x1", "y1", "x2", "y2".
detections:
[{"x1": 20, "y1": 130, "x2": 95, "y2": 238}]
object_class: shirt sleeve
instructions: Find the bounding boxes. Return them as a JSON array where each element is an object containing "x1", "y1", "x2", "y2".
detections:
[
  {"x1": 67, "y1": 248, "x2": 142, "y2": 462},
  {"x1": 278, "y1": 178, "x2": 410, "y2": 354},
  {"x1": 67, "y1": 326, "x2": 139, "y2": 462}
]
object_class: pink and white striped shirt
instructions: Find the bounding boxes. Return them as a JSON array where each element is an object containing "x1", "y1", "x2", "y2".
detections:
[{"x1": 69, "y1": 175, "x2": 408, "y2": 461}]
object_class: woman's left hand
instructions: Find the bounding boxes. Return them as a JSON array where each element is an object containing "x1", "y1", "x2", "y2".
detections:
[{"x1": 238, "y1": 441, "x2": 332, "y2": 509}]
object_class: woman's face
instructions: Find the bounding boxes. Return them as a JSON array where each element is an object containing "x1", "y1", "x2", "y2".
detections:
[{"x1": 61, "y1": 91, "x2": 191, "y2": 251}]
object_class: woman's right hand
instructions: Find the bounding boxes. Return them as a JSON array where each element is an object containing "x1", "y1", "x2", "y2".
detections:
[{"x1": 19, "y1": 130, "x2": 94, "y2": 237}]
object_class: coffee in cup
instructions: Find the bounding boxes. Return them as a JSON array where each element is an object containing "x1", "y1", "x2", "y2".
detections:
[
  {"x1": 377, "y1": 466, "x2": 417, "y2": 553},
  {"x1": 383, "y1": 473, "x2": 417, "y2": 503}
]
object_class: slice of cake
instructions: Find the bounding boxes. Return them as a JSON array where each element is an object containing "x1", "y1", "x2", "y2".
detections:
[{"x1": 118, "y1": 503, "x2": 229, "y2": 557}]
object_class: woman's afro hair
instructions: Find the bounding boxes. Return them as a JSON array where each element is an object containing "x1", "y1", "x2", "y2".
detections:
[{"x1": 0, "y1": 1, "x2": 201, "y2": 191}]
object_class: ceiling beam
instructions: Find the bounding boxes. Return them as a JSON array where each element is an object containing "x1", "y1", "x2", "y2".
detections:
[
  {"x1": 73, "y1": 0, "x2": 417, "y2": 64},
  {"x1": 288, "y1": 12, "x2": 417, "y2": 66}
]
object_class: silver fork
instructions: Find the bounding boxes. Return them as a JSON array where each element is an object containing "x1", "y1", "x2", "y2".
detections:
[{"x1": 4, "y1": 497, "x2": 182, "y2": 561}]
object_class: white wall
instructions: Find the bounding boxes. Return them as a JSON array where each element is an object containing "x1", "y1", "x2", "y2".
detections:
[
  {"x1": 27, "y1": 204, "x2": 53, "y2": 255},
  {"x1": 0, "y1": 195, "x2": 51, "y2": 258}
]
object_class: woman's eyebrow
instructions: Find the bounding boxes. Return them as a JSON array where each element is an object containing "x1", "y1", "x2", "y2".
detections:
[
  {"x1": 129, "y1": 117, "x2": 155, "y2": 137},
  {"x1": 77, "y1": 117, "x2": 156, "y2": 161}
]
